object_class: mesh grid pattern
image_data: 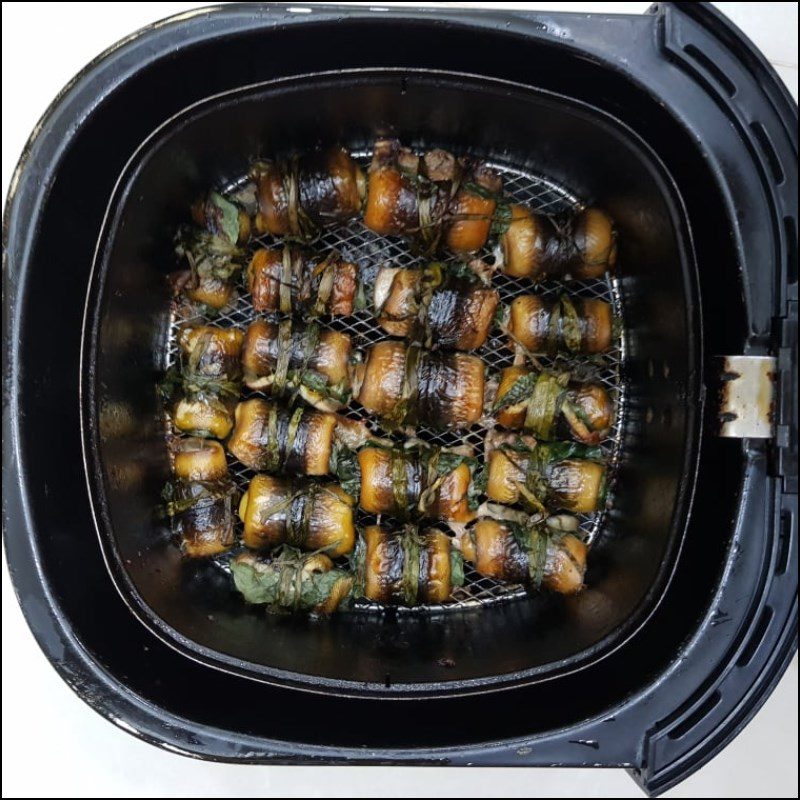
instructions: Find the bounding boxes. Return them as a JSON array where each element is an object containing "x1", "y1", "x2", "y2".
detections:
[{"x1": 166, "y1": 156, "x2": 627, "y2": 614}]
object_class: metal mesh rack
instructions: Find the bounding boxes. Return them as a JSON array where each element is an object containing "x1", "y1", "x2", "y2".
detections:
[{"x1": 166, "y1": 155, "x2": 627, "y2": 614}]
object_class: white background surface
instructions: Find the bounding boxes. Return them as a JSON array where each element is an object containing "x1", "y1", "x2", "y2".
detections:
[{"x1": 2, "y1": 2, "x2": 797, "y2": 798}]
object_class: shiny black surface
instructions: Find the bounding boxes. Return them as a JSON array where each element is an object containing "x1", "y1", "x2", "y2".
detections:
[
  {"x1": 3, "y1": 3, "x2": 796, "y2": 795},
  {"x1": 85, "y1": 70, "x2": 700, "y2": 695}
]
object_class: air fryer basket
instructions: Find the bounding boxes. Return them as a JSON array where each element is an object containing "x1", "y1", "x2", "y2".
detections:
[
  {"x1": 83, "y1": 70, "x2": 699, "y2": 695},
  {"x1": 4, "y1": 4, "x2": 796, "y2": 795}
]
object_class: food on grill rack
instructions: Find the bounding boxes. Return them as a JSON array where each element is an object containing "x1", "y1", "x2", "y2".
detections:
[
  {"x1": 332, "y1": 441, "x2": 483, "y2": 523},
  {"x1": 247, "y1": 246, "x2": 359, "y2": 316},
  {"x1": 363, "y1": 138, "x2": 502, "y2": 255},
  {"x1": 486, "y1": 434, "x2": 607, "y2": 513},
  {"x1": 175, "y1": 192, "x2": 250, "y2": 310},
  {"x1": 253, "y1": 147, "x2": 365, "y2": 241},
  {"x1": 227, "y1": 398, "x2": 339, "y2": 475},
  {"x1": 353, "y1": 525, "x2": 464, "y2": 606},
  {"x1": 502, "y1": 293, "x2": 614, "y2": 355},
  {"x1": 238, "y1": 474, "x2": 355, "y2": 556},
  {"x1": 373, "y1": 261, "x2": 498, "y2": 350},
  {"x1": 446, "y1": 165, "x2": 503, "y2": 254},
  {"x1": 191, "y1": 190, "x2": 251, "y2": 245},
  {"x1": 160, "y1": 146, "x2": 625, "y2": 614},
  {"x1": 360, "y1": 139, "x2": 615, "y2": 277},
  {"x1": 241, "y1": 319, "x2": 352, "y2": 411},
  {"x1": 354, "y1": 341, "x2": 485, "y2": 429},
  {"x1": 458, "y1": 515, "x2": 587, "y2": 594},
  {"x1": 498, "y1": 205, "x2": 617, "y2": 281},
  {"x1": 231, "y1": 549, "x2": 354, "y2": 614},
  {"x1": 493, "y1": 366, "x2": 613, "y2": 445},
  {"x1": 165, "y1": 438, "x2": 237, "y2": 558},
  {"x1": 169, "y1": 325, "x2": 244, "y2": 439}
]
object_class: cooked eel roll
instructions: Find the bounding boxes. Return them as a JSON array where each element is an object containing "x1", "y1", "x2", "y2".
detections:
[
  {"x1": 499, "y1": 205, "x2": 617, "y2": 281},
  {"x1": 493, "y1": 366, "x2": 613, "y2": 445},
  {"x1": 166, "y1": 437, "x2": 237, "y2": 558},
  {"x1": 486, "y1": 434, "x2": 607, "y2": 514},
  {"x1": 238, "y1": 474, "x2": 355, "y2": 556},
  {"x1": 458, "y1": 516, "x2": 587, "y2": 594},
  {"x1": 504, "y1": 294, "x2": 614, "y2": 355},
  {"x1": 253, "y1": 147, "x2": 365, "y2": 241},
  {"x1": 373, "y1": 262, "x2": 499, "y2": 350},
  {"x1": 171, "y1": 325, "x2": 244, "y2": 439},
  {"x1": 227, "y1": 398, "x2": 339, "y2": 475},
  {"x1": 445, "y1": 163, "x2": 503, "y2": 255},
  {"x1": 332, "y1": 442, "x2": 483, "y2": 523},
  {"x1": 231, "y1": 549, "x2": 353, "y2": 613},
  {"x1": 363, "y1": 138, "x2": 502, "y2": 255},
  {"x1": 241, "y1": 319, "x2": 352, "y2": 411},
  {"x1": 191, "y1": 190, "x2": 251, "y2": 245},
  {"x1": 247, "y1": 245, "x2": 359, "y2": 316},
  {"x1": 175, "y1": 192, "x2": 250, "y2": 310},
  {"x1": 353, "y1": 525, "x2": 464, "y2": 606},
  {"x1": 354, "y1": 341, "x2": 485, "y2": 429}
]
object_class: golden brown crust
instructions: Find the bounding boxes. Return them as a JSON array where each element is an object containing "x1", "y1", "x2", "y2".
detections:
[
  {"x1": 501, "y1": 204, "x2": 541, "y2": 278},
  {"x1": 495, "y1": 365, "x2": 529, "y2": 430},
  {"x1": 173, "y1": 438, "x2": 227, "y2": 482},
  {"x1": 422, "y1": 530, "x2": 452, "y2": 603},
  {"x1": 247, "y1": 249, "x2": 282, "y2": 312},
  {"x1": 445, "y1": 188, "x2": 495, "y2": 254},
  {"x1": 356, "y1": 340, "x2": 406, "y2": 416}
]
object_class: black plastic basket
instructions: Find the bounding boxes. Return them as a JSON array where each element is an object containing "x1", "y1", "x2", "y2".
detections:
[{"x1": 3, "y1": 4, "x2": 796, "y2": 795}]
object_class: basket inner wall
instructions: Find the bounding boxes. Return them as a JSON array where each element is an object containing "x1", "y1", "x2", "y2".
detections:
[{"x1": 91, "y1": 73, "x2": 696, "y2": 690}]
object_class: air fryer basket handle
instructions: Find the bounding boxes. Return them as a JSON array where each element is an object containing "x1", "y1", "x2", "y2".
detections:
[{"x1": 627, "y1": 3, "x2": 798, "y2": 795}]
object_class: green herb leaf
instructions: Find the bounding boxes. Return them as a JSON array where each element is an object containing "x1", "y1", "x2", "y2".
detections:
[
  {"x1": 329, "y1": 444, "x2": 361, "y2": 500},
  {"x1": 231, "y1": 551, "x2": 353, "y2": 612},
  {"x1": 523, "y1": 372, "x2": 568, "y2": 440},
  {"x1": 468, "y1": 461, "x2": 488, "y2": 510},
  {"x1": 207, "y1": 191, "x2": 241, "y2": 245},
  {"x1": 535, "y1": 441, "x2": 603, "y2": 464},
  {"x1": 450, "y1": 549, "x2": 465, "y2": 588},
  {"x1": 401, "y1": 526, "x2": 422, "y2": 606},
  {"x1": 230, "y1": 556, "x2": 283, "y2": 605},
  {"x1": 492, "y1": 372, "x2": 539, "y2": 413},
  {"x1": 558, "y1": 296, "x2": 582, "y2": 352},
  {"x1": 445, "y1": 261, "x2": 480, "y2": 283},
  {"x1": 462, "y1": 181, "x2": 502, "y2": 202},
  {"x1": 491, "y1": 201, "x2": 512, "y2": 237}
]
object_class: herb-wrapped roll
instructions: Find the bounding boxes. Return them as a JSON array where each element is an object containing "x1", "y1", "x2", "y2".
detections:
[
  {"x1": 253, "y1": 147, "x2": 365, "y2": 241},
  {"x1": 486, "y1": 435, "x2": 607, "y2": 514},
  {"x1": 175, "y1": 192, "x2": 249, "y2": 310},
  {"x1": 363, "y1": 139, "x2": 502, "y2": 255},
  {"x1": 353, "y1": 525, "x2": 464, "y2": 606},
  {"x1": 459, "y1": 516, "x2": 587, "y2": 594},
  {"x1": 165, "y1": 438, "x2": 237, "y2": 558},
  {"x1": 247, "y1": 245, "x2": 359, "y2": 317},
  {"x1": 191, "y1": 190, "x2": 251, "y2": 245},
  {"x1": 373, "y1": 262, "x2": 499, "y2": 350},
  {"x1": 503, "y1": 294, "x2": 614, "y2": 355},
  {"x1": 231, "y1": 549, "x2": 353, "y2": 614},
  {"x1": 171, "y1": 325, "x2": 244, "y2": 439},
  {"x1": 333, "y1": 442, "x2": 483, "y2": 523},
  {"x1": 446, "y1": 163, "x2": 504, "y2": 255},
  {"x1": 354, "y1": 341, "x2": 485, "y2": 429},
  {"x1": 493, "y1": 366, "x2": 614, "y2": 445},
  {"x1": 499, "y1": 205, "x2": 617, "y2": 281},
  {"x1": 227, "y1": 398, "x2": 338, "y2": 475},
  {"x1": 241, "y1": 319, "x2": 352, "y2": 411},
  {"x1": 238, "y1": 474, "x2": 355, "y2": 556}
]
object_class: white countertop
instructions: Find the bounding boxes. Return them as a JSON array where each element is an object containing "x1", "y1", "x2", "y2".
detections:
[{"x1": 2, "y1": 3, "x2": 797, "y2": 797}]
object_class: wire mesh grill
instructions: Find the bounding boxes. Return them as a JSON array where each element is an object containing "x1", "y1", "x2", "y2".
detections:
[{"x1": 166, "y1": 155, "x2": 627, "y2": 614}]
